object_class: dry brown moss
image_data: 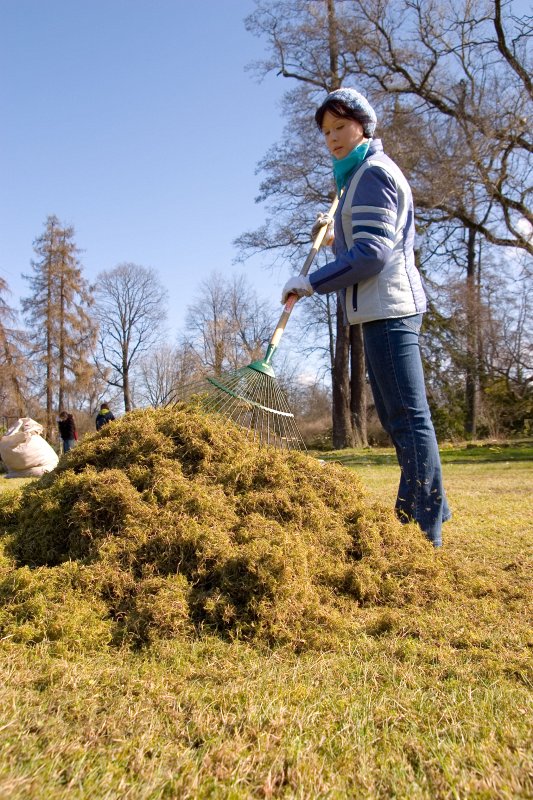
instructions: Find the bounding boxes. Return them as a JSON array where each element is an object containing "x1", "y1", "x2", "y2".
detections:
[{"x1": 0, "y1": 406, "x2": 450, "y2": 651}]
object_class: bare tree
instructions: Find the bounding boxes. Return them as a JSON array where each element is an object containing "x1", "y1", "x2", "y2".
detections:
[
  {"x1": 344, "y1": 0, "x2": 533, "y2": 433},
  {"x1": 242, "y1": 0, "x2": 531, "y2": 443},
  {"x1": 344, "y1": 0, "x2": 532, "y2": 254},
  {"x1": 95, "y1": 263, "x2": 168, "y2": 412},
  {"x1": 183, "y1": 272, "x2": 275, "y2": 376},
  {"x1": 138, "y1": 343, "x2": 199, "y2": 408}
]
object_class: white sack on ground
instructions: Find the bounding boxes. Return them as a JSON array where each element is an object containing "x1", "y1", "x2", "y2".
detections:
[{"x1": 0, "y1": 417, "x2": 59, "y2": 478}]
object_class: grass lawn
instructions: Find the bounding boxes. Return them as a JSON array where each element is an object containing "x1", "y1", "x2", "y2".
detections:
[{"x1": 0, "y1": 441, "x2": 531, "y2": 799}]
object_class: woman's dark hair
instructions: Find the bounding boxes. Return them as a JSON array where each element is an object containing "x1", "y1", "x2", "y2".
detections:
[{"x1": 315, "y1": 98, "x2": 370, "y2": 133}]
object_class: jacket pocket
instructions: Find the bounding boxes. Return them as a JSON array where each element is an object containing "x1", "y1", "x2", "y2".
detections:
[{"x1": 347, "y1": 284, "x2": 358, "y2": 313}]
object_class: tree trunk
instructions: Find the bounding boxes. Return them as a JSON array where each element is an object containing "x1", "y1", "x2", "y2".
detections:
[
  {"x1": 476, "y1": 240, "x2": 487, "y2": 412},
  {"x1": 123, "y1": 348, "x2": 132, "y2": 413},
  {"x1": 464, "y1": 227, "x2": 479, "y2": 437},
  {"x1": 326, "y1": 293, "x2": 335, "y2": 370},
  {"x1": 350, "y1": 324, "x2": 368, "y2": 446},
  {"x1": 214, "y1": 340, "x2": 225, "y2": 377},
  {"x1": 45, "y1": 259, "x2": 54, "y2": 440},
  {"x1": 332, "y1": 296, "x2": 353, "y2": 448},
  {"x1": 326, "y1": 0, "x2": 355, "y2": 448},
  {"x1": 327, "y1": 0, "x2": 339, "y2": 86},
  {"x1": 58, "y1": 271, "x2": 66, "y2": 412}
]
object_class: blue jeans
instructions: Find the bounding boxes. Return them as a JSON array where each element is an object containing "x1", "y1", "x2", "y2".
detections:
[
  {"x1": 62, "y1": 438, "x2": 76, "y2": 453},
  {"x1": 363, "y1": 314, "x2": 450, "y2": 547}
]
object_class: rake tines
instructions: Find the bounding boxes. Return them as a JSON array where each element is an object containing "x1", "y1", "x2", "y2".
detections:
[{"x1": 176, "y1": 362, "x2": 306, "y2": 451}]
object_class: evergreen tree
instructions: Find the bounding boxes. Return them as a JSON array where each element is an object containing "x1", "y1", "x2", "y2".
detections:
[
  {"x1": 0, "y1": 277, "x2": 29, "y2": 420},
  {"x1": 21, "y1": 216, "x2": 96, "y2": 438}
]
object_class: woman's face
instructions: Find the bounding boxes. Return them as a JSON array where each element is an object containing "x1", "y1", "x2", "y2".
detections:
[{"x1": 321, "y1": 110, "x2": 365, "y2": 160}]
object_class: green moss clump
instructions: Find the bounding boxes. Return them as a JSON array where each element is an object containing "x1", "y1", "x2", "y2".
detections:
[
  {"x1": 0, "y1": 561, "x2": 113, "y2": 652},
  {"x1": 0, "y1": 406, "x2": 449, "y2": 651}
]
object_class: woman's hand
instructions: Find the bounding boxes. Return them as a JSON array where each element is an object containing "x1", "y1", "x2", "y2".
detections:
[
  {"x1": 311, "y1": 213, "x2": 335, "y2": 246},
  {"x1": 281, "y1": 275, "x2": 314, "y2": 305}
]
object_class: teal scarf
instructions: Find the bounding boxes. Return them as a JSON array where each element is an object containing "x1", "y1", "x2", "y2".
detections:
[{"x1": 332, "y1": 140, "x2": 370, "y2": 192}]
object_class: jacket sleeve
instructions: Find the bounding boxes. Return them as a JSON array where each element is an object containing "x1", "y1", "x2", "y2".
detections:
[{"x1": 309, "y1": 166, "x2": 398, "y2": 295}]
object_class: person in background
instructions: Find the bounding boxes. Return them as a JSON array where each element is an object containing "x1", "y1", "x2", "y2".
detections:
[
  {"x1": 281, "y1": 87, "x2": 450, "y2": 547},
  {"x1": 57, "y1": 411, "x2": 77, "y2": 453},
  {"x1": 95, "y1": 402, "x2": 115, "y2": 431}
]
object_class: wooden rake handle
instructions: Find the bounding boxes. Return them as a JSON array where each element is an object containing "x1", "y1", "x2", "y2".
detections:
[{"x1": 268, "y1": 194, "x2": 340, "y2": 355}]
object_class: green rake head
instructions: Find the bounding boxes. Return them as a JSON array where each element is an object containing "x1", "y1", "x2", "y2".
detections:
[
  {"x1": 200, "y1": 358, "x2": 306, "y2": 450},
  {"x1": 174, "y1": 339, "x2": 306, "y2": 450}
]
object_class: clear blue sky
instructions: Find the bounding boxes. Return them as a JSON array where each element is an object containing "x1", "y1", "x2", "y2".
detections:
[{"x1": 1, "y1": 0, "x2": 289, "y2": 339}]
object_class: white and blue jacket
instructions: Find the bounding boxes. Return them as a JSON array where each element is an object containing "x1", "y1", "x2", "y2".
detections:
[{"x1": 309, "y1": 139, "x2": 427, "y2": 325}]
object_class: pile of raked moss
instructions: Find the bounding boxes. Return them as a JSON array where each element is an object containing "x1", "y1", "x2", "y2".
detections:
[{"x1": 0, "y1": 406, "x2": 451, "y2": 651}]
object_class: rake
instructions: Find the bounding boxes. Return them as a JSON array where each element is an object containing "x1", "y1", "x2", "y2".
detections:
[{"x1": 175, "y1": 196, "x2": 339, "y2": 450}]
